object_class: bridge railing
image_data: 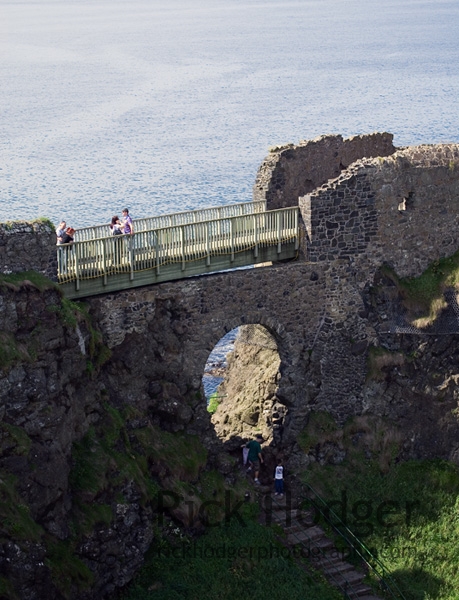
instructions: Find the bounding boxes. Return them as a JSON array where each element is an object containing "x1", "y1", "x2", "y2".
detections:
[
  {"x1": 74, "y1": 200, "x2": 267, "y2": 242},
  {"x1": 57, "y1": 207, "x2": 298, "y2": 285}
]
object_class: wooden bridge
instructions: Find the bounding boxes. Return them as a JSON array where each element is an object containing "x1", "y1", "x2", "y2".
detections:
[{"x1": 57, "y1": 201, "x2": 299, "y2": 299}]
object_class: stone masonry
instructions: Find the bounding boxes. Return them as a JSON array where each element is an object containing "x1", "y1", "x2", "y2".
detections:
[
  {"x1": 2, "y1": 135, "x2": 459, "y2": 449},
  {"x1": 3, "y1": 134, "x2": 459, "y2": 599},
  {"x1": 253, "y1": 132, "x2": 396, "y2": 210},
  {"x1": 300, "y1": 143, "x2": 459, "y2": 279},
  {"x1": 0, "y1": 220, "x2": 56, "y2": 277}
]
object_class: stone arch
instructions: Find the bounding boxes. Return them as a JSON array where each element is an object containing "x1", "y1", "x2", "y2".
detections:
[
  {"x1": 197, "y1": 313, "x2": 294, "y2": 407},
  {"x1": 196, "y1": 312, "x2": 291, "y2": 372},
  {"x1": 86, "y1": 261, "x2": 328, "y2": 452},
  {"x1": 200, "y1": 315, "x2": 291, "y2": 452}
]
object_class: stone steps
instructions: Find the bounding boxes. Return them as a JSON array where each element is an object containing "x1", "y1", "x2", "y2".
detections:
[{"x1": 261, "y1": 493, "x2": 385, "y2": 600}]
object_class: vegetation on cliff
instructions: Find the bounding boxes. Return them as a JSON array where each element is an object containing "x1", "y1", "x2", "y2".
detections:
[
  {"x1": 0, "y1": 271, "x2": 111, "y2": 374},
  {"x1": 298, "y1": 412, "x2": 459, "y2": 599},
  {"x1": 4, "y1": 247, "x2": 459, "y2": 599},
  {"x1": 378, "y1": 252, "x2": 459, "y2": 329},
  {"x1": 119, "y1": 502, "x2": 341, "y2": 600}
]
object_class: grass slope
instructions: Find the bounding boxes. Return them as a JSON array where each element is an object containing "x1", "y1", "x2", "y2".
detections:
[
  {"x1": 302, "y1": 458, "x2": 459, "y2": 600},
  {"x1": 119, "y1": 503, "x2": 341, "y2": 600}
]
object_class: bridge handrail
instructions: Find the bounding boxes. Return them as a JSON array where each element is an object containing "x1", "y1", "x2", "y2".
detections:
[
  {"x1": 74, "y1": 200, "x2": 267, "y2": 242},
  {"x1": 303, "y1": 482, "x2": 407, "y2": 600},
  {"x1": 57, "y1": 207, "x2": 299, "y2": 285}
]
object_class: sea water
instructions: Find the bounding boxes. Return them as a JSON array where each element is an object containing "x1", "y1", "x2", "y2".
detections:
[
  {"x1": 202, "y1": 331, "x2": 235, "y2": 399},
  {"x1": 2, "y1": 0, "x2": 458, "y2": 398},
  {"x1": 2, "y1": 0, "x2": 459, "y2": 228}
]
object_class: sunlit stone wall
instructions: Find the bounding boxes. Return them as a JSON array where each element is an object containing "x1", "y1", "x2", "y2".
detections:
[
  {"x1": 300, "y1": 143, "x2": 459, "y2": 279},
  {"x1": 253, "y1": 132, "x2": 396, "y2": 210}
]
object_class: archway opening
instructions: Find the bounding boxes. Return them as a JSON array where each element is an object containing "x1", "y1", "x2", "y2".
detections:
[{"x1": 202, "y1": 324, "x2": 286, "y2": 454}]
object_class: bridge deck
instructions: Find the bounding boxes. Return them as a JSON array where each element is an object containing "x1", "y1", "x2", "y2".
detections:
[{"x1": 58, "y1": 206, "x2": 299, "y2": 299}]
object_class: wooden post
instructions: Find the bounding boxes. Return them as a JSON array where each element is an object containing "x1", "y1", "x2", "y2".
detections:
[
  {"x1": 74, "y1": 245, "x2": 80, "y2": 291},
  {"x1": 156, "y1": 230, "x2": 161, "y2": 274},
  {"x1": 129, "y1": 236, "x2": 134, "y2": 281},
  {"x1": 102, "y1": 238, "x2": 108, "y2": 285},
  {"x1": 181, "y1": 226, "x2": 186, "y2": 271},
  {"x1": 206, "y1": 222, "x2": 211, "y2": 266},
  {"x1": 277, "y1": 211, "x2": 283, "y2": 254}
]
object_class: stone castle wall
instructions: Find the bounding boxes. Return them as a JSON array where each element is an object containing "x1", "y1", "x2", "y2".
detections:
[
  {"x1": 253, "y1": 132, "x2": 396, "y2": 210},
  {"x1": 300, "y1": 144, "x2": 459, "y2": 279},
  {"x1": 2, "y1": 138, "x2": 459, "y2": 438},
  {"x1": 0, "y1": 220, "x2": 56, "y2": 277},
  {"x1": 84, "y1": 138, "x2": 459, "y2": 450},
  {"x1": 3, "y1": 136, "x2": 459, "y2": 599}
]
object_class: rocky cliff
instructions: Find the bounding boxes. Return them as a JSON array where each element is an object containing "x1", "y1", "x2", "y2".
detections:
[
  {"x1": 211, "y1": 325, "x2": 284, "y2": 448},
  {"x1": 0, "y1": 276, "x2": 241, "y2": 600},
  {"x1": 213, "y1": 265, "x2": 459, "y2": 477},
  {"x1": 3, "y1": 256, "x2": 459, "y2": 599},
  {"x1": 2, "y1": 135, "x2": 459, "y2": 598}
]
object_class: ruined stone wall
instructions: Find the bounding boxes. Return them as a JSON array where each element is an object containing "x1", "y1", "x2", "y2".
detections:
[
  {"x1": 4, "y1": 138, "x2": 459, "y2": 599},
  {"x1": 253, "y1": 132, "x2": 396, "y2": 210},
  {"x1": 86, "y1": 260, "x2": 334, "y2": 443},
  {"x1": 300, "y1": 143, "x2": 459, "y2": 279},
  {"x1": 2, "y1": 141, "x2": 459, "y2": 443},
  {"x1": 0, "y1": 220, "x2": 56, "y2": 277}
]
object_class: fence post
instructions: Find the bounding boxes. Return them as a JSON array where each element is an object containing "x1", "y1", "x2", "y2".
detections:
[
  {"x1": 129, "y1": 236, "x2": 135, "y2": 281},
  {"x1": 230, "y1": 219, "x2": 234, "y2": 261},
  {"x1": 180, "y1": 226, "x2": 186, "y2": 271},
  {"x1": 73, "y1": 245, "x2": 80, "y2": 291},
  {"x1": 206, "y1": 222, "x2": 211, "y2": 266},
  {"x1": 102, "y1": 239, "x2": 108, "y2": 285},
  {"x1": 155, "y1": 230, "x2": 161, "y2": 274},
  {"x1": 277, "y1": 211, "x2": 283, "y2": 254},
  {"x1": 294, "y1": 208, "x2": 299, "y2": 250}
]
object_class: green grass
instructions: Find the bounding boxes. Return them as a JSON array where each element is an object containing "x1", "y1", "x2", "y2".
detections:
[
  {"x1": 297, "y1": 411, "x2": 338, "y2": 453},
  {"x1": 301, "y1": 458, "x2": 459, "y2": 600},
  {"x1": 206, "y1": 392, "x2": 221, "y2": 414},
  {"x1": 0, "y1": 217, "x2": 54, "y2": 230},
  {"x1": 45, "y1": 539, "x2": 95, "y2": 598},
  {"x1": 119, "y1": 504, "x2": 341, "y2": 600},
  {"x1": 0, "y1": 270, "x2": 57, "y2": 292},
  {"x1": 0, "y1": 577, "x2": 20, "y2": 600},
  {"x1": 66, "y1": 403, "x2": 341, "y2": 599},
  {"x1": 35, "y1": 216, "x2": 55, "y2": 229},
  {"x1": 380, "y1": 253, "x2": 459, "y2": 328},
  {"x1": 0, "y1": 277, "x2": 111, "y2": 374},
  {"x1": 0, "y1": 471, "x2": 43, "y2": 541},
  {"x1": 68, "y1": 404, "x2": 211, "y2": 535},
  {"x1": 0, "y1": 331, "x2": 32, "y2": 369},
  {"x1": 0, "y1": 423, "x2": 32, "y2": 456},
  {"x1": 366, "y1": 345, "x2": 404, "y2": 382},
  {"x1": 47, "y1": 297, "x2": 112, "y2": 375}
]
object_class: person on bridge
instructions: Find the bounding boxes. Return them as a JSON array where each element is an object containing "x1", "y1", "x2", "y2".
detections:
[
  {"x1": 55, "y1": 221, "x2": 66, "y2": 245},
  {"x1": 122, "y1": 208, "x2": 134, "y2": 235},
  {"x1": 60, "y1": 227, "x2": 75, "y2": 244},
  {"x1": 110, "y1": 215, "x2": 123, "y2": 235}
]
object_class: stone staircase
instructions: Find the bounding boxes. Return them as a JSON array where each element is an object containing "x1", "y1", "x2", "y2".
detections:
[{"x1": 260, "y1": 493, "x2": 384, "y2": 600}]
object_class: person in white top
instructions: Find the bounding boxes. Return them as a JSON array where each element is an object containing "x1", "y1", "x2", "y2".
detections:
[
  {"x1": 55, "y1": 221, "x2": 66, "y2": 245},
  {"x1": 274, "y1": 458, "x2": 284, "y2": 497}
]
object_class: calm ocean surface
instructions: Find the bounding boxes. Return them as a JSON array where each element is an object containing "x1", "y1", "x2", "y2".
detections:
[{"x1": 2, "y1": 0, "x2": 459, "y2": 228}]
